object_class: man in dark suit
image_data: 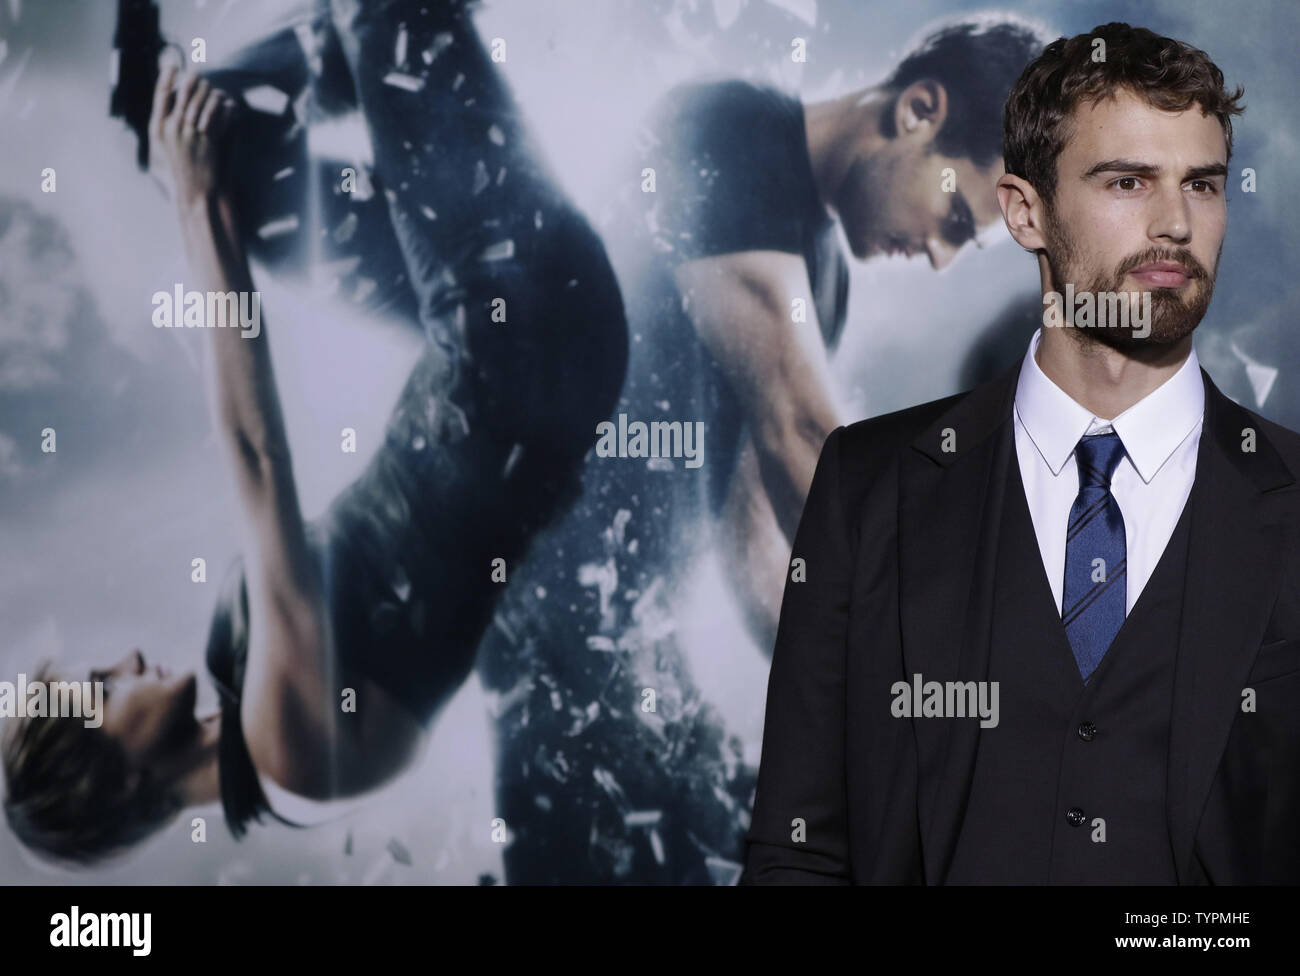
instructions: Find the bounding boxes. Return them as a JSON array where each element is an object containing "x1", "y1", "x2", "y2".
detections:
[{"x1": 741, "y1": 23, "x2": 1300, "y2": 884}]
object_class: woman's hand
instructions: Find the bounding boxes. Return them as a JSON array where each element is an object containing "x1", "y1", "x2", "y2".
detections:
[{"x1": 149, "y1": 65, "x2": 237, "y2": 208}]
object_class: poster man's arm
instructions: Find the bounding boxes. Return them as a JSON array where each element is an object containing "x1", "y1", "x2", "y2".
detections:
[
  {"x1": 717, "y1": 434, "x2": 787, "y2": 656},
  {"x1": 673, "y1": 248, "x2": 842, "y2": 654},
  {"x1": 672, "y1": 249, "x2": 844, "y2": 538}
]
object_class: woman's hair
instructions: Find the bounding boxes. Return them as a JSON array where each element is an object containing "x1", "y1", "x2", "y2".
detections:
[
  {"x1": 1003, "y1": 22, "x2": 1246, "y2": 205},
  {"x1": 0, "y1": 659, "x2": 185, "y2": 867}
]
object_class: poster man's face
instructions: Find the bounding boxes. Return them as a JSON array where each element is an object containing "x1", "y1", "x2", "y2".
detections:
[
  {"x1": 843, "y1": 151, "x2": 1005, "y2": 268},
  {"x1": 1040, "y1": 88, "x2": 1229, "y2": 348},
  {"x1": 835, "y1": 80, "x2": 1005, "y2": 269}
]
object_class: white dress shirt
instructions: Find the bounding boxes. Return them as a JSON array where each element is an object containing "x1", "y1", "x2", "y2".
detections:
[{"x1": 1013, "y1": 327, "x2": 1206, "y2": 617}]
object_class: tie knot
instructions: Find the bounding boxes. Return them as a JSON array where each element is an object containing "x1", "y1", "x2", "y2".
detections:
[{"x1": 1074, "y1": 430, "x2": 1126, "y2": 488}]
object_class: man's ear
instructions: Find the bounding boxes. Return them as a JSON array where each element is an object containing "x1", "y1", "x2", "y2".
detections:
[
  {"x1": 893, "y1": 79, "x2": 947, "y2": 143},
  {"x1": 997, "y1": 173, "x2": 1048, "y2": 252}
]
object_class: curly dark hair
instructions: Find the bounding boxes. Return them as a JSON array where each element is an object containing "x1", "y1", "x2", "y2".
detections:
[
  {"x1": 884, "y1": 14, "x2": 1057, "y2": 169},
  {"x1": 1003, "y1": 22, "x2": 1246, "y2": 204}
]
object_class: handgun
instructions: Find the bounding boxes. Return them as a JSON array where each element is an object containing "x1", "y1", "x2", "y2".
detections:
[{"x1": 109, "y1": 0, "x2": 173, "y2": 170}]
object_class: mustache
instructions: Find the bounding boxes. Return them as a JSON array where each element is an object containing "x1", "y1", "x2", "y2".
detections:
[{"x1": 1117, "y1": 248, "x2": 1209, "y2": 280}]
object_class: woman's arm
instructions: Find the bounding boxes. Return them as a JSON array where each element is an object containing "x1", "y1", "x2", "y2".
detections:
[
  {"x1": 153, "y1": 69, "x2": 317, "y2": 633},
  {"x1": 152, "y1": 68, "x2": 421, "y2": 797}
]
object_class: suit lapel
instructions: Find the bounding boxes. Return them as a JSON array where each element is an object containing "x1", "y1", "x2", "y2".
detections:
[
  {"x1": 900, "y1": 358, "x2": 1021, "y2": 883},
  {"x1": 1166, "y1": 369, "x2": 1295, "y2": 881}
]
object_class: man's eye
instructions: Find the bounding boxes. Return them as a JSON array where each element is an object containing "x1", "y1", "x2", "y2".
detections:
[
  {"x1": 1112, "y1": 176, "x2": 1141, "y2": 191},
  {"x1": 1188, "y1": 180, "x2": 1216, "y2": 194}
]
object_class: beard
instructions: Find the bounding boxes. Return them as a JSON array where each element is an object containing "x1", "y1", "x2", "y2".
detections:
[{"x1": 1042, "y1": 205, "x2": 1220, "y2": 352}]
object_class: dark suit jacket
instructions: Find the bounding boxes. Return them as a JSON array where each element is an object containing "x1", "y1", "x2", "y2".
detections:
[{"x1": 740, "y1": 356, "x2": 1300, "y2": 884}]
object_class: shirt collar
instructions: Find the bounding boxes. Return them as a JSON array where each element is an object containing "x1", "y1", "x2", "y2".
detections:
[{"x1": 1014, "y1": 327, "x2": 1205, "y2": 483}]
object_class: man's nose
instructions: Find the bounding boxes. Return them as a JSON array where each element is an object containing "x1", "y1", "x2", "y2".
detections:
[{"x1": 1148, "y1": 183, "x2": 1192, "y2": 244}]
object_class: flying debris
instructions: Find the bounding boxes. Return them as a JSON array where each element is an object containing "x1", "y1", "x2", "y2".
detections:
[
  {"x1": 648, "y1": 827, "x2": 665, "y2": 864},
  {"x1": 502, "y1": 442, "x2": 523, "y2": 478},
  {"x1": 256, "y1": 215, "x2": 299, "y2": 240},
  {"x1": 332, "y1": 212, "x2": 358, "y2": 243},
  {"x1": 382, "y1": 71, "x2": 425, "y2": 93},
  {"x1": 394, "y1": 26, "x2": 408, "y2": 66},
  {"x1": 592, "y1": 765, "x2": 628, "y2": 808},
  {"x1": 390, "y1": 563, "x2": 411, "y2": 602},
  {"x1": 386, "y1": 837, "x2": 413, "y2": 866},
  {"x1": 422, "y1": 32, "x2": 454, "y2": 65},
  {"x1": 241, "y1": 84, "x2": 290, "y2": 115},
  {"x1": 479, "y1": 239, "x2": 514, "y2": 262},
  {"x1": 705, "y1": 856, "x2": 744, "y2": 886},
  {"x1": 577, "y1": 556, "x2": 617, "y2": 620}
]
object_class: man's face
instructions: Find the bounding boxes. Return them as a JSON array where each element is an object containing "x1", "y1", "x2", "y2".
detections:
[
  {"x1": 1039, "y1": 88, "x2": 1228, "y2": 348},
  {"x1": 837, "y1": 121, "x2": 1005, "y2": 269}
]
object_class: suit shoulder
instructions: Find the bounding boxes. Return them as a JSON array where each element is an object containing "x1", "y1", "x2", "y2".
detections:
[
  {"x1": 836, "y1": 388, "x2": 969, "y2": 461},
  {"x1": 1239, "y1": 404, "x2": 1300, "y2": 474}
]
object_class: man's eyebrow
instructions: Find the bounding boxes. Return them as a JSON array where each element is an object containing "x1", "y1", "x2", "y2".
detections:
[
  {"x1": 1184, "y1": 162, "x2": 1229, "y2": 181},
  {"x1": 1082, "y1": 159, "x2": 1229, "y2": 181}
]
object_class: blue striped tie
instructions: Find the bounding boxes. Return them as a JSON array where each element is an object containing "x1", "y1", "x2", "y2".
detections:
[{"x1": 1062, "y1": 431, "x2": 1128, "y2": 683}]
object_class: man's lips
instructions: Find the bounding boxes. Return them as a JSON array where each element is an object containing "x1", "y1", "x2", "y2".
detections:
[{"x1": 1129, "y1": 261, "x2": 1194, "y2": 287}]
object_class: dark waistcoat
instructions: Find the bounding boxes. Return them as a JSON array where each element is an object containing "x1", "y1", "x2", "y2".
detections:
[{"x1": 945, "y1": 448, "x2": 1197, "y2": 883}]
